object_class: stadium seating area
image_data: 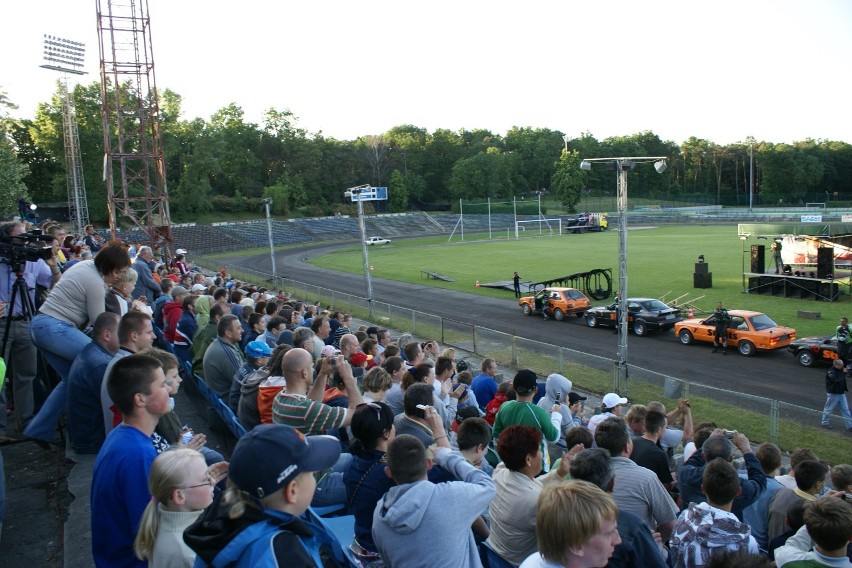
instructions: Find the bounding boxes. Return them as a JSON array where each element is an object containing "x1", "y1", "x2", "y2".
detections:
[{"x1": 95, "y1": 212, "x2": 572, "y2": 253}]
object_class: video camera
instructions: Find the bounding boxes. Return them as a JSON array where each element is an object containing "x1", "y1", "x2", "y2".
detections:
[{"x1": 0, "y1": 228, "x2": 55, "y2": 267}]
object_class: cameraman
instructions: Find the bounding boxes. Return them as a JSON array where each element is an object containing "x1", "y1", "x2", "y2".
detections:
[{"x1": 0, "y1": 221, "x2": 61, "y2": 441}]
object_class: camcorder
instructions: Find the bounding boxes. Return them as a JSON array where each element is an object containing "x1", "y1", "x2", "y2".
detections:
[{"x1": 0, "y1": 229, "x2": 55, "y2": 267}]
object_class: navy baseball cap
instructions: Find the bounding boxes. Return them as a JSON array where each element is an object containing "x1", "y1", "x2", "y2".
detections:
[{"x1": 228, "y1": 425, "x2": 341, "y2": 499}]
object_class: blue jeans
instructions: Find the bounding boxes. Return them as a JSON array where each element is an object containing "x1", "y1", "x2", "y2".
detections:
[
  {"x1": 822, "y1": 393, "x2": 852, "y2": 428},
  {"x1": 30, "y1": 314, "x2": 91, "y2": 380},
  {"x1": 311, "y1": 452, "x2": 354, "y2": 511},
  {"x1": 23, "y1": 379, "x2": 68, "y2": 442}
]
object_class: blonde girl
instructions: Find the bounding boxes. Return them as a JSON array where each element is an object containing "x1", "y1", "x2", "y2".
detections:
[{"x1": 134, "y1": 448, "x2": 215, "y2": 567}]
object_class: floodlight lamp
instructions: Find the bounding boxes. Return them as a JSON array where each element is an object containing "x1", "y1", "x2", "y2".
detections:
[
  {"x1": 580, "y1": 160, "x2": 592, "y2": 171},
  {"x1": 654, "y1": 159, "x2": 667, "y2": 174},
  {"x1": 621, "y1": 160, "x2": 636, "y2": 172}
]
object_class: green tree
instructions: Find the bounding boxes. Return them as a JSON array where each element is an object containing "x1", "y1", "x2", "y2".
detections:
[
  {"x1": 448, "y1": 148, "x2": 514, "y2": 200},
  {"x1": 388, "y1": 169, "x2": 409, "y2": 212},
  {"x1": 504, "y1": 126, "x2": 564, "y2": 193},
  {"x1": 551, "y1": 150, "x2": 584, "y2": 212},
  {"x1": 0, "y1": 87, "x2": 29, "y2": 215}
]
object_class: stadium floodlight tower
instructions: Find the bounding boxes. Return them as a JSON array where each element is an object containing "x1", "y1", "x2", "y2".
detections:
[
  {"x1": 40, "y1": 34, "x2": 90, "y2": 234},
  {"x1": 579, "y1": 156, "x2": 667, "y2": 394},
  {"x1": 345, "y1": 184, "x2": 375, "y2": 319}
]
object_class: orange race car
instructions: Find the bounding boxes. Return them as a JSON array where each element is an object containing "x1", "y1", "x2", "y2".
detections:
[
  {"x1": 519, "y1": 287, "x2": 590, "y2": 321},
  {"x1": 674, "y1": 309, "x2": 796, "y2": 356}
]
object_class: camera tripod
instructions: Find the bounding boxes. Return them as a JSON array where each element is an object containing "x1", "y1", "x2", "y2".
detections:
[
  {"x1": 0, "y1": 260, "x2": 40, "y2": 434},
  {"x1": 1, "y1": 260, "x2": 38, "y2": 356}
]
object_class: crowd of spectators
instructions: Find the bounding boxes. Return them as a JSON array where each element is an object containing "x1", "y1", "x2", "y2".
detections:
[{"x1": 1, "y1": 220, "x2": 851, "y2": 567}]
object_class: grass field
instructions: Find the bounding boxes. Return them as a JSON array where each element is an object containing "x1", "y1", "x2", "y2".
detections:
[{"x1": 309, "y1": 225, "x2": 850, "y2": 338}]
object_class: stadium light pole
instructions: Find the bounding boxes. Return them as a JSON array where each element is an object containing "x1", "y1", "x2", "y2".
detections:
[
  {"x1": 579, "y1": 156, "x2": 667, "y2": 395},
  {"x1": 262, "y1": 198, "x2": 277, "y2": 283},
  {"x1": 346, "y1": 184, "x2": 375, "y2": 319}
]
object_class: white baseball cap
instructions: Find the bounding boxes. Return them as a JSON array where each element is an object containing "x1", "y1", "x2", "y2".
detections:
[
  {"x1": 176, "y1": 248, "x2": 187, "y2": 254},
  {"x1": 602, "y1": 393, "x2": 628, "y2": 409}
]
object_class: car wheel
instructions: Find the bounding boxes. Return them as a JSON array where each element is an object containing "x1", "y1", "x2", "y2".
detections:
[
  {"x1": 633, "y1": 320, "x2": 648, "y2": 337},
  {"x1": 553, "y1": 308, "x2": 565, "y2": 321},
  {"x1": 678, "y1": 329, "x2": 694, "y2": 345},
  {"x1": 586, "y1": 313, "x2": 599, "y2": 328},
  {"x1": 522, "y1": 304, "x2": 532, "y2": 316},
  {"x1": 738, "y1": 340, "x2": 756, "y2": 357},
  {"x1": 796, "y1": 350, "x2": 816, "y2": 367}
]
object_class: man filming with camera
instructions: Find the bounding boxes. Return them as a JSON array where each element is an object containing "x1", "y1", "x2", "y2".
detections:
[{"x1": 0, "y1": 221, "x2": 61, "y2": 442}]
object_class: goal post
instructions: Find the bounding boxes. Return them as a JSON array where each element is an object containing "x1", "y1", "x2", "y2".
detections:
[{"x1": 515, "y1": 218, "x2": 562, "y2": 239}]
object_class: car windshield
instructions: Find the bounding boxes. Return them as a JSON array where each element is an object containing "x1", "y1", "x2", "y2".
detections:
[
  {"x1": 640, "y1": 300, "x2": 670, "y2": 311},
  {"x1": 749, "y1": 313, "x2": 779, "y2": 331}
]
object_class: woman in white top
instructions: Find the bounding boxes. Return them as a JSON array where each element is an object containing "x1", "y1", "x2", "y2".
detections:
[
  {"x1": 134, "y1": 448, "x2": 217, "y2": 567},
  {"x1": 487, "y1": 425, "x2": 576, "y2": 566}
]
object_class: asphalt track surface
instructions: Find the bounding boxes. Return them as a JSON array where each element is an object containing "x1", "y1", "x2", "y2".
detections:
[{"x1": 228, "y1": 240, "x2": 827, "y2": 412}]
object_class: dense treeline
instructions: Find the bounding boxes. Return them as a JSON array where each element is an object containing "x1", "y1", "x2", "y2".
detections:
[{"x1": 3, "y1": 81, "x2": 852, "y2": 223}]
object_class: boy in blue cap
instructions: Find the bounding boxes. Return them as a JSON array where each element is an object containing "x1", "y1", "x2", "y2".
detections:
[{"x1": 185, "y1": 424, "x2": 342, "y2": 567}]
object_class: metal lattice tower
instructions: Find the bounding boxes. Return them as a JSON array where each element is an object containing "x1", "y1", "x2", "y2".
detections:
[
  {"x1": 40, "y1": 35, "x2": 89, "y2": 233},
  {"x1": 60, "y1": 81, "x2": 90, "y2": 234},
  {"x1": 96, "y1": 0, "x2": 172, "y2": 250}
]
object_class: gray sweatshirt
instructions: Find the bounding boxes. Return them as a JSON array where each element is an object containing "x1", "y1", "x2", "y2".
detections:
[{"x1": 372, "y1": 447, "x2": 495, "y2": 568}]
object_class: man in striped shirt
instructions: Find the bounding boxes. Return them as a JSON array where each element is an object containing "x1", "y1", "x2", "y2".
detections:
[{"x1": 271, "y1": 347, "x2": 364, "y2": 434}]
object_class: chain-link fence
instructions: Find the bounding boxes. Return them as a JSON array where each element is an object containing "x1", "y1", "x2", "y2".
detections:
[{"x1": 197, "y1": 260, "x2": 852, "y2": 464}]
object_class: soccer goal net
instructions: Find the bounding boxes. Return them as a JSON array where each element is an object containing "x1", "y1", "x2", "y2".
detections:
[{"x1": 514, "y1": 218, "x2": 562, "y2": 239}]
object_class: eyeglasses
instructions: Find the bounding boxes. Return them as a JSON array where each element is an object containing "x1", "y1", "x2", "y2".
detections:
[{"x1": 181, "y1": 473, "x2": 214, "y2": 489}]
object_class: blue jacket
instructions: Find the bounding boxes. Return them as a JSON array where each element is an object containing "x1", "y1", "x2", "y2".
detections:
[
  {"x1": 66, "y1": 340, "x2": 115, "y2": 454},
  {"x1": 131, "y1": 258, "x2": 159, "y2": 305},
  {"x1": 185, "y1": 492, "x2": 340, "y2": 568},
  {"x1": 679, "y1": 451, "x2": 767, "y2": 520}
]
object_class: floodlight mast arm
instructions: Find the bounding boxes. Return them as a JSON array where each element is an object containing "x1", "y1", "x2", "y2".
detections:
[
  {"x1": 580, "y1": 157, "x2": 666, "y2": 395},
  {"x1": 346, "y1": 184, "x2": 375, "y2": 319}
]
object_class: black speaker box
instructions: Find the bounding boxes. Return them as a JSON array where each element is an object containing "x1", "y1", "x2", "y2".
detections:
[
  {"x1": 817, "y1": 247, "x2": 834, "y2": 279},
  {"x1": 750, "y1": 245, "x2": 765, "y2": 274},
  {"x1": 693, "y1": 272, "x2": 713, "y2": 288},
  {"x1": 694, "y1": 262, "x2": 709, "y2": 274}
]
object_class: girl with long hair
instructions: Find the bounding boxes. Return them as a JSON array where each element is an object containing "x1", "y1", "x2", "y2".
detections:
[{"x1": 134, "y1": 448, "x2": 215, "y2": 567}]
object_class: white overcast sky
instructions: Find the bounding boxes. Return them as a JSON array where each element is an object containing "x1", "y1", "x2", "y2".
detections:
[{"x1": 2, "y1": 0, "x2": 851, "y2": 145}]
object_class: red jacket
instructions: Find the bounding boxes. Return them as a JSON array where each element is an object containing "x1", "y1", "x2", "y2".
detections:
[
  {"x1": 162, "y1": 301, "x2": 183, "y2": 343},
  {"x1": 485, "y1": 392, "x2": 508, "y2": 426}
]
